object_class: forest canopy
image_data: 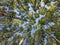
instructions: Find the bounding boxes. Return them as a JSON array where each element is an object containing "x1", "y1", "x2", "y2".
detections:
[{"x1": 0, "y1": 0, "x2": 60, "y2": 45}]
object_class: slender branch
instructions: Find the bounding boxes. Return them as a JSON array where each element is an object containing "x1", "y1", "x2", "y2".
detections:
[
  {"x1": 47, "y1": 32, "x2": 60, "y2": 43},
  {"x1": 46, "y1": 21, "x2": 60, "y2": 43},
  {"x1": 34, "y1": 0, "x2": 36, "y2": 7},
  {"x1": 19, "y1": 28, "x2": 32, "y2": 45},
  {"x1": 52, "y1": 35, "x2": 60, "y2": 43},
  {"x1": 43, "y1": 28, "x2": 60, "y2": 44},
  {"x1": 17, "y1": 0, "x2": 27, "y2": 11},
  {"x1": 0, "y1": 11, "x2": 27, "y2": 21},
  {"x1": 19, "y1": 37, "x2": 25, "y2": 45}
]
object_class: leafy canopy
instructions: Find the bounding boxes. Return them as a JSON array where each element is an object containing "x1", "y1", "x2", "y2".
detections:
[{"x1": 0, "y1": 0, "x2": 60, "y2": 45}]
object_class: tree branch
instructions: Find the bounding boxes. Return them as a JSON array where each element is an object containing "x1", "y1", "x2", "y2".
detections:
[
  {"x1": 47, "y1": 32, "x2": 60, "y2": 43},
  {"x1": 52, "y1": 36, "x2": 60, "y2": 43},
  {"x1": 19, "y1": 37, "x2": 25, "y2": 45},
  {"x1": 34, "y1": 0, "x2": 36, "y2": 7},
  {"x1": 17, "y1": 0, "x2": 27, "y2": 11},
  {"x1": 0, "y1": 11, "x2": 27, "y2": 21},
  {"x1": 43, "y1": 29, "x2": 60, "y2": 44}
]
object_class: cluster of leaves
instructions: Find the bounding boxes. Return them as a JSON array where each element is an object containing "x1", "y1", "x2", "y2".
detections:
[{"x1": 0, "y1": 0, "x2": 60, "y2": 45}]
